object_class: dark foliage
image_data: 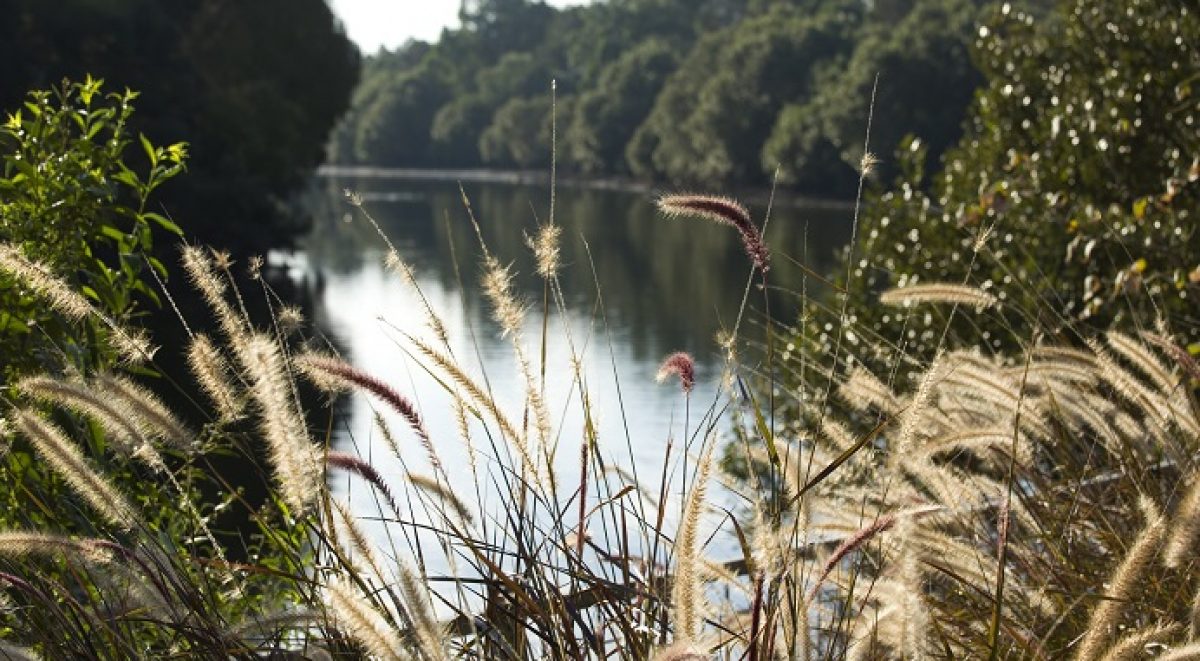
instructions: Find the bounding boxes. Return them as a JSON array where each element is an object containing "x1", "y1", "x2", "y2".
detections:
[{"x1": 0, "y1": 0, "x2": 360, "y2": 254}]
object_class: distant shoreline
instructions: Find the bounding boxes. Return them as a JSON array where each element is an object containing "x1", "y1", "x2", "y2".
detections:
[{"x1": 316, "y1": 164, "x2": 855, "y2": 210}]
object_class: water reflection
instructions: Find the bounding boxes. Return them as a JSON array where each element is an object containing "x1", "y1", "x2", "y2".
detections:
[
  {"x1": 306, "y1": 179, "x2": 851, "y2": 364},
  {"x1": 301, "y1": 177, "x2": 852, "y2": 574}
]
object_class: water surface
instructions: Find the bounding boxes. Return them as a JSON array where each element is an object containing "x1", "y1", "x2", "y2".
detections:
[{"x1": 300, "y1": 176, "x2": 852, "y2": 572}]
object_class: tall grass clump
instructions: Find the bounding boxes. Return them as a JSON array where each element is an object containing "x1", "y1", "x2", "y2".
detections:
[
  {"x1": 5, "y1": 166, "x2": 1197, "y2": 657},
  {"x1": 0, "y1": 1, "x2": 1197, "y2": 657}
]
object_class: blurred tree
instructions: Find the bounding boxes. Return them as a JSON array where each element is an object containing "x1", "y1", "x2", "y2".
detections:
[
  {"x1": 480, "y1": 95, "x2": 570, "y2": 168},
  {"x1": 430, "y1": 52, "x2": 550, "y2": 164},
  {"x1": 628, "y1": 5, "x2": 859, "y2": 185},
  {"x1": 819, "y1": 0, "x2": 1200, "y2": 371},
  {"x1": 764, "y1": 0, "x2": 986, "y2": 188},
  {"x1": 0, "y1": 0, "x2": 359, "y2": 254},
  {"x1": 334, "y1": 0, "x2": 993, "y2": 199},
  {"x1": 564, "y1": 39, "x2": 678, "y2": 174},
  {"x1": 352, "y1": 61, "x2": 451, "y2": 166}
]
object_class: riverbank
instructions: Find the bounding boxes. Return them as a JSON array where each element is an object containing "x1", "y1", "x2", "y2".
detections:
[{"x1": 317, "y1": 164, "x2": 856, "y2": 211}]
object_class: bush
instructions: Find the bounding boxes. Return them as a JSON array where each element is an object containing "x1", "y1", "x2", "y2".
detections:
[
  {"x1": 825, "y1": 0, "x2": 1199, "y2": 373},
  {"x1": 0, "y1": 76, "x2": 185, "y2": 378}
]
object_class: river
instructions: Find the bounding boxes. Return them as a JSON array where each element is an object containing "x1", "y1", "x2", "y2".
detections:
[{"x1": 297, "y1": 174, "x2": 853, "y2": 577}]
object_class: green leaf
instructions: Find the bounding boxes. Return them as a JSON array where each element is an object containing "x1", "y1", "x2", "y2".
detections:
[
  {"x1": 79, "y1": 74, "x2": 102, "y2": 105},
  {"x1": 737, "y1": 375, "x2": 779, "y2": 468},
  {"x1": 142, "y1": 212, "x2": 182, "y2": 235},
  {"x1": 112, "y1": 167, "x2": 140, "y2": 189},
  {"x1": 792, "y1": 413, "x2": 895, "y2": 504},
  {"x1": 139, "y1": 133, "x2": 157, "y2": 167},
  {"x1": 99, "y1": 225, "x2": 127, "y2": 242},
  {"x1": 147, "y1": 256, "x2": 168, "y2": 278}
]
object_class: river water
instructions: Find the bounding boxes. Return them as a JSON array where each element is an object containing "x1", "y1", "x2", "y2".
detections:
[{"x1": 298, "y1": 175, "x2": 852, "y2": 576}]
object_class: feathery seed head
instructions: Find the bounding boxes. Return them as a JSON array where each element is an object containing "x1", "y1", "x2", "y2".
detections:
[
  {"x1": 247, "y1": 255, "x2": 263, "y2": 280},
  {"x1": 860, "y1": 151, "x2": 880, "y2": 175},
  {"x1": 527, "y1": 223, "x2": 562, "y2": 279},
  {"x1": 95, "y1": 373, "x2": 193, "y2": 451},
  {"x1": 12, "y1": 409, "x2": 139, "y2": 529},
  {"x1": 277, "y1": 305, "x2": 304, "y2": 333},
  {"x1": 0, "y1": 531, "x2": 114, "y2": 565},
  {"x1": 408, "y1": 472, "x2": 474, "y2": 525},
  {"x1": 482, "y1": 255, "x2": 526, "y2": 337},
  {"x1": 673, "y1": 438, "x2": 715, "y2": 641},
  {"x1": 325, "y1": 451, "x2": 402, "y2": 518},
  {"x1": 211, "y1": 250, "x2": 234, "y2": 272},
  {"x1": 657, "y1": 194, "x2": 770, "y2": 273},
  {"x1": 398, "y1": 562, "x2": 450, "y2": 661},
  {"x1": 657, "y1": 352, "x2": 696, "y2": 393},
  {"x1": 0, "y1": 244, "x2": 157, "y2": 363},
  {"x1": 242, "y1": 334, "x2": 319, "y2": 512},
  {"x1": 325, "y1": 576, "x2": 405, "y2": 660},
  {"x1": 0, "y1": 244, "x2": 92, "y2": 320},
  {"x1": 187, "y1": 334, "x2": 242, "y2": 421},
  {"x1": 296, "y1": 353, "x2": 439, "y2": 472},
  {"x1": 879, "y1": 282, "x2": 997, "y2": 309}
]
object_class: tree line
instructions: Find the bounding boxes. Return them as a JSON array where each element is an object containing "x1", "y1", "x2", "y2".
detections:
[{"x1": 332, "y1": 0, "x2": 997, "y2": 195}]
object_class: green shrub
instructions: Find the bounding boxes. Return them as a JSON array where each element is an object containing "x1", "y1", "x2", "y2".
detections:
[
  {"x1": 0, "y1": 76, "x2": 186, "y2": 377},
  {"x1": 822, "y1": 0, "x2": 1199, "y2": 372}
]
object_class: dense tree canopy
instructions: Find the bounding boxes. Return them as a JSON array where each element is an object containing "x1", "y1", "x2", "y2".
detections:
[
  {"x1": 0, "y1": 0, "x2": 360, "y2": 254},
  {"x1": 810, "y1": 0, "x2": 1200, "y2": 372},
  {"x1": 332, "y1": 0, "x2": 991, "y2": 194}
]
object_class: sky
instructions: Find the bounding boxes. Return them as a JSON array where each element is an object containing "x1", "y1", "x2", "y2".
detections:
[{"x1": 329, "y1": 0, "x2": 590, "y2": 53}]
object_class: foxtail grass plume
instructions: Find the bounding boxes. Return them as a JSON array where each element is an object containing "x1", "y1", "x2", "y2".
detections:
[
  {"x1": 407, "y1": 336, "x2": 526, "y2": 465},
  {"x1": 398, "y1": 562, "x2": 450, "y2": 661},
  {"x1": 241, "y1": 333, "x2": 318, "y2": 512},
  {"x1": 481, "y1": 253, "x2": 526, "y2": 338},
  {"x1": 1099, "y1": 623, "x2": 1182, "y2": 661},
  {"x1": 297, "y1": 353, "x2": 439, "y2": 473},
  {"x1": 0, "y1": 531, "x2": 114, "y2": 565},
  {"x1": 17, "y1": 376, "x2": 152, "y2": 459},
  {"x1": 1075, "y1": 496, "x2": 1166, "y2": 661},
  {"x1": 187, "y1": 334, "x2": 242, "y2": 421},
  {"x1": 181, "y1": 245, "x2": 245, "y2": 345},
  {"x1": 839, "y1": 366, "x2": 900, "y2": 413},
  {"x1": 95, "y1": 373, "x2": 193, "y2": 451},
  {"x1": 807, "y1": 513, "x2": 897, "y2": 603},
  {"x1": 657, "y1": 352, "x2": 696, "y2": 393},
  {"x1": 879, "y1": 282, "x2": 997, "y2": 309},
  {"x1": 0, "y1": 243, "x2": 156, "y2": 363},
  {"x1": 407, "y1": 472, "x2": 474, "y2": 525},
  {"x1": 527, "y1": 223, "x2": 562, "y2": 279},
  {"x1": 12, "y1": 409, "x2": 138, "y2": 530},
  {"x1": 673, "y1": 438, "x2": 715, "y2": 641},
  {"x1": 325, "y1": 576, "x2": 405, "y2": 660},
  {"x1": 329, "y1": 499, "x2": 390, "y2": 586},
  {"x1": 656, "y1": 194, "x2": 770, "y2": 273},
  {"x1": 325, "y1": 451, "x2": 403, "y2": 519},
  {"x1": 383, "y1": 249, "x2": 449, "y2": 346}
]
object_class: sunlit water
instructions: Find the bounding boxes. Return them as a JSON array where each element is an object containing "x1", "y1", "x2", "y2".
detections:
[{"x1": 298, "y1": 176, "x2": 852, "y2": 589}]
